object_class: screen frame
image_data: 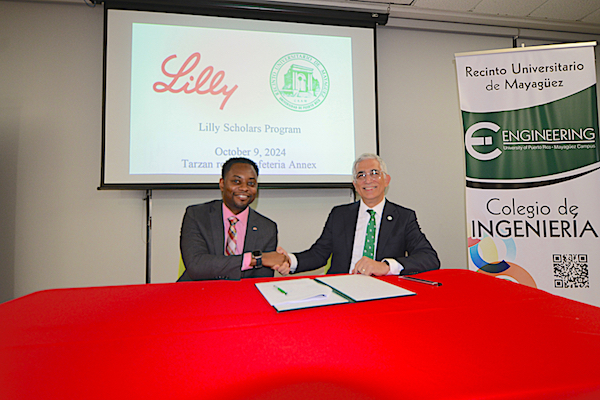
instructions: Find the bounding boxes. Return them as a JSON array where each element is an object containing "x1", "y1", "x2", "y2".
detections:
[{"x1": 99, "y1": 0, "x2": 386, "y2": 190}]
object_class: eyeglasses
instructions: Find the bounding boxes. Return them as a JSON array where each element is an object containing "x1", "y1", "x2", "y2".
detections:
[{"x1": 355, "y1": 169, "x2": 383, "y2": 181}]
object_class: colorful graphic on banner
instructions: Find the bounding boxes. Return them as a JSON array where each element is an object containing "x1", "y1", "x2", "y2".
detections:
[{"x1": 455, "y1": 42, "x2": 600, "y2": 306}]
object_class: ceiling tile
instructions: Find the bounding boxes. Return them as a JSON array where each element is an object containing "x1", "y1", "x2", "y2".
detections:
[
  {"x1": 412, "y1": 0, "x2": 482, "y2": 12},
  {"x1": 473, "y1": 0, "x2": 547, "y2": 17},
  {"x1": 529, "y1": 0, "x2": 600, "y2": 21},
  {"x1": 581, "y1": 8, "x2": 600, "y2": 24}
]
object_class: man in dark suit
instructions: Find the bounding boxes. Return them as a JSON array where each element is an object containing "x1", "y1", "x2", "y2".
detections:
[
  {"x1": 178, "y1": 157, "x2": 288, "y2": 281},
  {"x1": 284, "y1": 153, "x2": 440, "y2": 276}
]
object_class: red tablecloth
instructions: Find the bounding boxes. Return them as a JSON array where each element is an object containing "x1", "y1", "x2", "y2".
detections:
[{"x1": 1, "y1": 269, "x2": 600, "y2": 400}]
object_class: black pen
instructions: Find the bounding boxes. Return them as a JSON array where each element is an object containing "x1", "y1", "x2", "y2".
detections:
[{"x1": 398, "y1": 276, "x2": 442, "y2": 286}]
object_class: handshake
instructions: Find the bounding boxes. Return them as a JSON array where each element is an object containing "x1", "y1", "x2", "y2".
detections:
[
  {"x1": 258, "y1": 246, "x2": 291, "y2": 275},
  {"x1": 256, "y1": 248, "x2": 392, "y2": 277}
]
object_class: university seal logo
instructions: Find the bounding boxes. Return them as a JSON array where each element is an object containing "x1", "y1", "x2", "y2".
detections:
[{"x1": 270, "y1": 53, "x2": 329, "y2": 112}]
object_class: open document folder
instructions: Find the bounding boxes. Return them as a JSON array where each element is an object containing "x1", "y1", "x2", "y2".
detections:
[{"x1": 256, "y1": 275, "x2": 415, "y2": 312}]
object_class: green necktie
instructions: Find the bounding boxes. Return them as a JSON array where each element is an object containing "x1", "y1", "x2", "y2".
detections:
[{"x1": 363, "y1": 209, "x2": 376, "y2": 259}]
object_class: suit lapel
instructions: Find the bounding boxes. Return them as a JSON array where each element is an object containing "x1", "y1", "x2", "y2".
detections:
[
  {"x1": 344, "y1": 202, "x2": 360, "y2": 254},
  {"x1": 243, "y1": 208, "x2": 259, "y2": 253},
  {"x1": 210, "y1": 201, "x2": 225, "y2": 255},
  {"x1": 376, "y1": 201, "x2": 397, "y2": 260}
]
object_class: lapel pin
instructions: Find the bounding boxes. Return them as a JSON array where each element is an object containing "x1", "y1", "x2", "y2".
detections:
[
  {"x1": 253, "y1": 226, "x2": 258, "y2": 231},
  {"x1": 387, "y1": 216, "x2": 393, "y2": 221}
]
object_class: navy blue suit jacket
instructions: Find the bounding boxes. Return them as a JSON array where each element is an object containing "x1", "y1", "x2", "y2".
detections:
[{"x1": 294, "y1": 200, "x2": 440, "y2": 275}]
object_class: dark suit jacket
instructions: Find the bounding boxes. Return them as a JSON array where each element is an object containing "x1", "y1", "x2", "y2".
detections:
[
  {"x1": 294, "y1": 200, "x2": 440, "y2": 275},
  {"x1": 178, "y1": 200, "x2": 278, "y2": 281}
]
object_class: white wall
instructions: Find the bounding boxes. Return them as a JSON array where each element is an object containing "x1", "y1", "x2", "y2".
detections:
[
  {"x1": 1, "y1": 0, "x2": 599, "y2": 302},
  {"x1": 1, "y1": 1, "x2": 146, "y2": 301}
]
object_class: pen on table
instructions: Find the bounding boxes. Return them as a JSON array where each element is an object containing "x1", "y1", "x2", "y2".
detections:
[
  {"x1": 398, "y1": 276, "x2": 442, "y2": 286},
  {"x1": 273, "y1": 285, "x2": 288, "y2": 295}
]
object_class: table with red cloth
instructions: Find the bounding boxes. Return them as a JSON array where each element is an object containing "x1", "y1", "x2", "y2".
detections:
[{"x1": 1, "y1": 269, "x2": 600, "y2": 400}]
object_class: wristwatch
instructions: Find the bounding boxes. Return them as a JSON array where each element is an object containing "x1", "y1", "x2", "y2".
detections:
[{"x1": 252, "y1": 250, "x2": 263, "y2": 268}]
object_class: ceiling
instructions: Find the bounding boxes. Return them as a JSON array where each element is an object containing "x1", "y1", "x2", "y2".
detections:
[
  {"x1": 288, "y1": 0, "x2": 600, "y2": 34},
  {"x1": 401, "y1": 0, "x2": 600, "y2": 25},
  {"x1": 25, "y1": 0, "x2": 600, "y2": 34}
]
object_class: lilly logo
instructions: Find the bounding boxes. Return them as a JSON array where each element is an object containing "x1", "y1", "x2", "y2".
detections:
[
  {"x1": 465, "y1": 121, "x2": 502, "y2": 161},
  {"x1": 152, "y1": 53, "x2": 238, "y2": 111}
]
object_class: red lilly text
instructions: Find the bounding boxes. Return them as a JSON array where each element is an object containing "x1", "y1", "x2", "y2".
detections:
[{"x1": 153, "y1": 52, "x2": 238, "y2": 110}]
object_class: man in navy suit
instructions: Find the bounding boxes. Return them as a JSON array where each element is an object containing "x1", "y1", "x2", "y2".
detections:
[
  {"x1": 178, "y1": 158, "x2": 288, "y2": 281},
  {"x1": 284, "y1": 153, "x2": 440, "y2": 276}
]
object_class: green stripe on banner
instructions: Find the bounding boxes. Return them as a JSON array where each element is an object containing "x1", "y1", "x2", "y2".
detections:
[{"x1": 463, "y1": 85, "x2": 600, "y2": 180}]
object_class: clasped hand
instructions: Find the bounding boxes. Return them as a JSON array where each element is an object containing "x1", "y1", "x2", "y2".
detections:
[
  {"x1": 261, "y1": 249, "x2": 291, "y2": 275},
  {"x1": 351, "y1": 257, "x2": 390, "y2": 276},
  {"x1": 262, "y1": 250, "x2": 391, "y2": 277}
]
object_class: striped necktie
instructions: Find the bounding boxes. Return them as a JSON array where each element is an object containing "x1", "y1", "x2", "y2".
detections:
[
  {"x1": 363, "y1": 209, "x2": 376, "y2": 259},
  {"x1": 225, "y1": 216, "x2": 239, "y2": 256}
]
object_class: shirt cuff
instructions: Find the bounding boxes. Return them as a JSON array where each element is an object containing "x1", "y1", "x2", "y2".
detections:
[
  {"x1": 384, "y1": 258, "x2": 403, "y2": 275},
  {"x1": 241, "y1": 252, "x2": 253, "y2": 271},
  {"x1": 288, "y1": 253, "x2": 299, "y2": 273}
]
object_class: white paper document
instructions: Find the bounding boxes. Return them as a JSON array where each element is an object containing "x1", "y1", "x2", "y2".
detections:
[
  {"x1": 316, "y1": 274, "x2": 416, "y2": 302},
  {"x1": 256, "y1": 275, "x2": 415, "y2": 312},
  {"x1": 255, "y1": 278, "x2": 348, "y2": 312}
]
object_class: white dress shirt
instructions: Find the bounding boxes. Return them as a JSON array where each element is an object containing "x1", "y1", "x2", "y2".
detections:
[{"x1": 349, "y1": 199, "x2": 402, "y2": 275}]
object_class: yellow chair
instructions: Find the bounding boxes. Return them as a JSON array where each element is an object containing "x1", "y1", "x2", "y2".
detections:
[
  {"x1": 323, "y1": 254, "x2": 332, "y2": 274},
  {"x1": 178, "y1": 254, "x2": 186, "y2": 280}
]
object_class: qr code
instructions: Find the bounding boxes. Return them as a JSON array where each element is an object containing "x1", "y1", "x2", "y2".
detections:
[{"x1": 553, "y1": 254, "x2": 589, "y2": 288}]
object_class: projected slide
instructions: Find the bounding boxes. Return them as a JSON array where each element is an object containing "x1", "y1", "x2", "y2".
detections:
[{"x1": 103, "y1": 9, "x2": 377, "y2": 187}]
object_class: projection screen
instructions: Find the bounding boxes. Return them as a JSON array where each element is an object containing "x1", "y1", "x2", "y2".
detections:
[{"x1": 101, "y1": 5, "x2": 382, "y2": 188}]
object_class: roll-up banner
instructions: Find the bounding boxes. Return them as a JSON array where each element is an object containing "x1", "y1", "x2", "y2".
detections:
[{"x1": 455, "y1": 42, "x2": 600, "y2": 306}]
